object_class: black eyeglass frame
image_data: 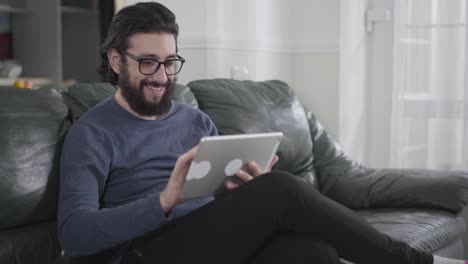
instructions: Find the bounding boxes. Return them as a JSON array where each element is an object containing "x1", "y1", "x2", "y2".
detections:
[{"x1": 123, "y1": 51, "x2": 186, "y2": 76}]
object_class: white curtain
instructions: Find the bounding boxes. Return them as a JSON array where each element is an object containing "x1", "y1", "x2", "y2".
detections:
[{"x1": 391, "y1": 0, "x2": 468, "y2": 170}]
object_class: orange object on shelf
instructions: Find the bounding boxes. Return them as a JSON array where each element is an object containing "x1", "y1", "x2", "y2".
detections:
[{"x1": 14, "y1": 79, "x2": 25, "y2": 88}]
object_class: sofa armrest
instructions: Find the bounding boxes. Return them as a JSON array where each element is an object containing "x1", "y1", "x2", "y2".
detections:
[
  {"x1": 307, "y1": 111, "x2": 468, "y2": 213},
  {"x1": 328, "y1": 166, "x2": 468, "y2": 214}
]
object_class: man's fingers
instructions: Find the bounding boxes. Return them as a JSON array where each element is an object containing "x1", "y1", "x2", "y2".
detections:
[
  {"x1": 225, "y1": 179, "x2": 239, "y2": 190},
  {"x1": 175, "y1": 146, "x2": 199, "y2": 173},
  {"x1": 173, "y1": 145, "x2": 200, "y2": 183},
  {"x1": 268, "y1": 155, "x2": 279, "y2": 172},
  {"x1": 247, "y1": 161, "x2": 262, "y2": 176},
  {"x1": 223, "y1": 156, "x2": 280, "y2": 192},
  {"x1": 236, "y1": 169, "x2": 254, "y2": 182},
  {"x1": 179, "y1": 145, "x2": 199, "y2": 164}
]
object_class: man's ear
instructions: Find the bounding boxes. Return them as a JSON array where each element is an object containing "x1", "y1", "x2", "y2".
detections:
[{"x1": 108, "y1": 49, "x2": 122, "y2": 74}]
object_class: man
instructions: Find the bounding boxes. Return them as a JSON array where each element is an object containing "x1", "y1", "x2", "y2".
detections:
[{"x1": 58, "y1": 2, "x2": 466, "y2": 264}]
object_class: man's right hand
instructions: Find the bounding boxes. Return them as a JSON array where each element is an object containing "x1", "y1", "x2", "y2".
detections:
[{"x1": 160, "y1": 146, "x2": 199, "y2": 213}]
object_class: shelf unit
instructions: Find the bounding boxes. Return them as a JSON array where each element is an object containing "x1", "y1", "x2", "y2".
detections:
[
  {"x1": 0, "y1": 77, "x2": 52, "y2": 87},
  {"x1": 0, "y1": 0, "x2": 101, "y2": 86},
  {"x1": 0, "y1": 4, "x2": 27, "y2": 14}
]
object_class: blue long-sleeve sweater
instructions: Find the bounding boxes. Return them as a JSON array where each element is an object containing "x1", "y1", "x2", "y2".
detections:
[{"x1": 57, "y1": 97, "x2": 217, "y2": 261}]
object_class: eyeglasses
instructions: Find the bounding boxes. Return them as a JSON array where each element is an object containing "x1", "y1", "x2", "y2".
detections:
[{"x1": 123, "y1": 51, "x2": 186, "y2": 76}]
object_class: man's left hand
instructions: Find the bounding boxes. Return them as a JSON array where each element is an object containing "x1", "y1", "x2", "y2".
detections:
[{"x1": 225, "y1": 155, "x2": 279, "y2": 190}]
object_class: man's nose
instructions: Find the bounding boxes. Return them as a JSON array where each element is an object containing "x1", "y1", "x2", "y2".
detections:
[{"x1": 152, "y1": 65, "x2": 168, "y2": 83}]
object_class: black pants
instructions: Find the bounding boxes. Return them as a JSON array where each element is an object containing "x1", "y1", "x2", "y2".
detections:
[{"x1": 118, "y1": 171, "x2": 433, "y2": 264}]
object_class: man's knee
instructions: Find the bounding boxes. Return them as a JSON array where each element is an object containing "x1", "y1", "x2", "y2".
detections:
[
  {"x1": 223, "y1": 171, "x2": 321, "y2": 217},
  {"x1": 255, "y1": 171, "x2": 319, "y2": 198},
  {"x1": 257, "y1": 171, "x2": 302, "y2": 188}
]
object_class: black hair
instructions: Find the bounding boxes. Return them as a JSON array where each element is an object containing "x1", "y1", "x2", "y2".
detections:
[{"x1": 98, "y1": 2, "x2": 179, "y2": 85}]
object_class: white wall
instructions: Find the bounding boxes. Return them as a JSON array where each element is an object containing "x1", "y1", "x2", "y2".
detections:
[
  {"x1": 124, "y1": 0, "x2": 340, "y2": 137},
  {"x1": 338, "y1": 0, "x2": 369, "y2": 163}
]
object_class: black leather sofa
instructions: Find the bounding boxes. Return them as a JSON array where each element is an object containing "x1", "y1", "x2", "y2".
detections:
[{"x1": 1, "y1": 79, "x2": 468, "y2": 264}]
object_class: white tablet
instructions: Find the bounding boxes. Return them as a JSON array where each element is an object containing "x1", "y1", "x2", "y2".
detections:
[{"x1": 181, "y1": 132, "x2": 283, "y2": 199}]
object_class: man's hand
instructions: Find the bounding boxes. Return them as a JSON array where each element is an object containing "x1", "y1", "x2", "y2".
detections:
[
  {"x1": 225, "y1": 155, "x2": 279, "y2": 190},
  {"x1": 160, "y1": 146, "x2": 199, "y2": 213}
]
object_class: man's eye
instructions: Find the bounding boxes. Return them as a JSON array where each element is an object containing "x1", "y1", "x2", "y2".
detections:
[
  {"x1": 141, "y1": 60, "x2": 157, "y2": 66},
  {"x1": 165, "y1": 61, "x2": 176, "y2": 67}
]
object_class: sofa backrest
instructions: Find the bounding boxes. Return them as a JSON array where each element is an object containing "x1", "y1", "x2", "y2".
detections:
[
  {"x1": 0, "y1": 87, "x2": 70, "y2": 230},
  {"x1": 187, "y1": 79, "x2": 318, "y2": 189},
  {"x1": 62, "y1": 80, "x2": 322, "y2": 190}
]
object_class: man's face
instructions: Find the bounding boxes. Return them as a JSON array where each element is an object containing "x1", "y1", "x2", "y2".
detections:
[{"x1": 118, "y1": 32, "x2": 177, "y2": 117}]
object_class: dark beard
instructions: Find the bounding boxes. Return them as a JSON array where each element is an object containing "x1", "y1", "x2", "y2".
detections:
[{"x1": 118, "y1": 68, "x2": 175, "y2": 117}]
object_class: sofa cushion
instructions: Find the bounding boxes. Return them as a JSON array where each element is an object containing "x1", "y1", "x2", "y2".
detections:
[
  {"x1": 187, "y1": 79, "x2": 317, "y2": 187},
  {"x1": 171, "y1": 83, "x2": 199, "y2": 108},
  {"x1": 357, "y1": 209, "x2": 465, "y2": 253},
  {"x1": 61, "y1": 83, "x2": 117, "y2": 122},
  {"x1": 0, "y1": 221, "x2": 60, "y2": 264},
  {"x1": 0, "y1": 87, "x2": 69, "y2": 230}
]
